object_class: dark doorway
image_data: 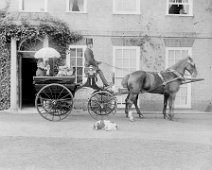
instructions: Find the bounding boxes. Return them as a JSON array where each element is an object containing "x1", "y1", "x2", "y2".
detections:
[{"x1": 21, "y1": 58, "x2": 37, "y2": 107}]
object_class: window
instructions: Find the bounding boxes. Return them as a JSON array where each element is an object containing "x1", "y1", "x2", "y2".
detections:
[
  {"x1": 113, "y1": 0, "x2": 140, "y2": 14},
  {"x1": 166, "y1": 47, "x2": 192, "y2": 108},
  {"x1": 66, "y1": 45, "x2": 86, "y2": 83},
  {"x1": 167, "y1": 0, "x2": 193, "y2": 16},
  {"x1": 66, "y1": 0, "x2": 87, "y2": 13},
  {"x1": 19, "y1": 0, "x2": 47, "y2": 12},
  {"x1": 113, "y1": 46, "x2": 140, "y2": 107}
]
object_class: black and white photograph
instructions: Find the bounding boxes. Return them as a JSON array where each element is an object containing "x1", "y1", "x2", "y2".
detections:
[{"x1": 0, "y1": 0, "x2": 212, "y2": 169}]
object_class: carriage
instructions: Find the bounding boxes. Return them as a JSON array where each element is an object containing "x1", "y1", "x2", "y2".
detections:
[
  {"x1": 33, "y1": 67, "x2": 117, "y2": 121},
  {"x1": 33, "y1": 48, "x2": 204, "y2": 121}
]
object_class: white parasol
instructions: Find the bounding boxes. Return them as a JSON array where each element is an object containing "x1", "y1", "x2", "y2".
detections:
[{"x1": 34, "y1": 47, "x2": 61, "y2": 59}]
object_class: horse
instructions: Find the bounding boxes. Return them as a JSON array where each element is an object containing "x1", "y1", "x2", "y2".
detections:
[{"x1": 121, "y1": 56, "x2": 197, "y2": 120}]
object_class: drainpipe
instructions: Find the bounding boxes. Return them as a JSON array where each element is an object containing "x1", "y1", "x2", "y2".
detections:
[{"x1": 9, "y1": 37, "x2": 18, "y2": 111}]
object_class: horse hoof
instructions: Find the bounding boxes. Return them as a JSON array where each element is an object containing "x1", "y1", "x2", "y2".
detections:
[
  {"x1": 164, "y1": 116, "x2": 170, "y2": 120},
  {"x1": 168, "y1": 114, "x2": 174, "y2": 120},
  {"x1": 139, "y1": 114, "x2": 144, "y2": 119}
]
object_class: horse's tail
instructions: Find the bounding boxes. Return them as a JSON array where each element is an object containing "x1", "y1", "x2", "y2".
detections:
[{"x1": 121, "y1": 74, "x2": 130, "y2": 89}]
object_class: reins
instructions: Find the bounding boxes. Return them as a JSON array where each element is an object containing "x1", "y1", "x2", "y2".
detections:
[{"x1": 102, "y1": 62, "x2": 132, "y2": 72}]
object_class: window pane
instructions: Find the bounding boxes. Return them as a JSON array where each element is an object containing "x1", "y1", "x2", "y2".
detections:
[
  {"x1": 70, "y1": 58, "x2": 76, "y2": 67},
  {"x1": 77, "y1": 50, "x2": 83, "y2": 58},
  {"x1": 77, "y1": 58, "x2": 83, "y2": 66},
  {"x1": 123, "y1": 49, "x2": 131, "y2": 62},
  {"x1": 175, "y1": 50, "x2": 181, "y2": 60},
  {"x1": 182, "y1": 50, "x2": 188, "y2": 58},
  {"x1": 169, "y1": 0, "x2": 176, "y2": 3},
  {"x1": 70, "y1": 48, "x2": 76, "y2": 57},
  {"x1": 115, "y1": 0, "x2": 123, "y2": 12},
  {"x1": 182, "y1": 0, "x2": 188, "y2": 3},
  {"x1": 116, "y1": 49, "x2": 122, "y2": 59},
  {"x1": 123, "y1": 0, "x2": 136, "y2": 12},
  {"x1": 69, "y1": 0, "x2": 85, "y2": 12},
  {"x1": 115, "y1": 0, "x2": 137, "y2": 13},
  {"x1": 116, "y1": 58, "x2": 122, "y2": 67},
  {"x1": 22, "y1": 0, "x2": 45, "y2": 11},
  {"x1": 168, "y1": 50, "x2": 175, "y2": 60}
]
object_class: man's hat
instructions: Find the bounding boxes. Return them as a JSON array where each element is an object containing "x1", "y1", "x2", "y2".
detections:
[{"x1": 86, "y1": 38, "x2": 93, "y2": 45}]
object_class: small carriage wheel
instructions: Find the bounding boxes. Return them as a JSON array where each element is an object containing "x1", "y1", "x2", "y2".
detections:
[
  {"x1": 87, "y1": 90, "x2": 117, "y2": 120},
  {"x1": 35, "y1": 83, "x2": 74, "y2": 121}
]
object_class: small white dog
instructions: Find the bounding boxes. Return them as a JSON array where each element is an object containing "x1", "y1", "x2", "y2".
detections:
[{"x1": 93, "y1": 120, "x2": 118, "y2": 131}]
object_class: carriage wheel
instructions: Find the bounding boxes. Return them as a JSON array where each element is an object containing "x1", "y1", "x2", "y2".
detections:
[
  {"x1": 35, "y1": 83, "x2": 74, "y2": 121},
  {"x1": 88, "y1": 90, "x2": 117, "y2": 120}
]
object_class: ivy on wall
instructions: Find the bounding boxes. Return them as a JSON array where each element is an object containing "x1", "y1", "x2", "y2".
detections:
[
  {"x1": 0, "y1": 11, "x2": 82, "y2": 110},
  {"x1": 130, "y1": 35, "x2": 165, "y2": 72}
]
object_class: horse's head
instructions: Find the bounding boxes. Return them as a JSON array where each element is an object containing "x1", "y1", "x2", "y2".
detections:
[{"x1": 185, "y1": 56, "x2": 197, "y2": 78}]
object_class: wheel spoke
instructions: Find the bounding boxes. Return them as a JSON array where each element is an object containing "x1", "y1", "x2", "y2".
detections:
[{"x1": 57, "y1": 87, "x2": 65, "y2": 99}]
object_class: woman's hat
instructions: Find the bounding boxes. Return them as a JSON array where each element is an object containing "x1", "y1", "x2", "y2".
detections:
[{"x1": 86, "y1": 38, "x2": 93, "y2": 45}]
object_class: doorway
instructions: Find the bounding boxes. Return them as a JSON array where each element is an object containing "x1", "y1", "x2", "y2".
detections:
[{"x1": 19, "y1": 57, "x2": 37, "y2": 108}]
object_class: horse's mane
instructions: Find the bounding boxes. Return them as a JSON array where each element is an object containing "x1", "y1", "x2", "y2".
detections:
[{"x1": 166, "y1": 57, "x2": 188, "y2": 70}]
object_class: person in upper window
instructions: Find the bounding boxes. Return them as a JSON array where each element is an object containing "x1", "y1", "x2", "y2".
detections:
[
  {"x1": 169, "y1": 4, "x2": 185, "y2": 14},
  {"x1": 84, "y1": 38, "x2": 110, "y2": 87}
]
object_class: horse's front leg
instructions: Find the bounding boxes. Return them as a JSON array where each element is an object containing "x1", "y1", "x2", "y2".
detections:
[
  {"x1": 134, "y1": 94, "x2": 144, "y2": 118},
  {"x1": 125, "y1": 94, "x2": 130, "y2": 118},
  {"x1": 163, "y1": 94, "x2": 169, "y2": 119},
  {"x1": 168, "y1": 94, "x2": 176, "y2": 120}
]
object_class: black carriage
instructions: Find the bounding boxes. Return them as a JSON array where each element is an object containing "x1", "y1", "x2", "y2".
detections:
[{"x1": 33, "y1": 67, "x2": 117, "y2": 121}]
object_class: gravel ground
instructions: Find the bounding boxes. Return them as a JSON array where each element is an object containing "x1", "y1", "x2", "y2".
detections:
[{"x1": 0, "y1": 110, "x2": 212, "y2": 170}]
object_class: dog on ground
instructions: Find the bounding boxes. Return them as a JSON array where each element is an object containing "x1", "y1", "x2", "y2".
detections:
[{"x1": 93, "y1": 120, "x2": 118, "y2": 131}]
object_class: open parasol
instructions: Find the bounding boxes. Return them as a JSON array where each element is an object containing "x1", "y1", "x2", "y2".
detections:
[{"x1": 34, "y1": 47, "x2": 61, "y2": 59}]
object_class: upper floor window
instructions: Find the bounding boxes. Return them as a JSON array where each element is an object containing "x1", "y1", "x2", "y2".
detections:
[
  {"x1": 113, "y1": 0, "x2": 140, "y2": 14},
  {"x1": 66, "y1": 0, "x2": 87, "y2": 13},
  {"x1": 19, "y1": 0, "x2": 47, "y2": 12},
  {"x1": 167, "y1": 0, "x2": 193, "y2": 16}
]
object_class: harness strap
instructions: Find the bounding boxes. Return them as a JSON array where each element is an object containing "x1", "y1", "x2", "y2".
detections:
[
  {"x1": 167, "y1": 69, "x2": 184, "y2": 80},
  {"x1": 157, "y1": 72, "x2": 165, "y2": 83}
]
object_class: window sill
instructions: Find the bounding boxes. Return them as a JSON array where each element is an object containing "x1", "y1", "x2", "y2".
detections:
[
  {"x1": 165, "y1": 14, "x2": 194, "y2": 17},
  {"x1": 112, "y1": 12, "x2": 141, "y2": 15},
  {"x1": 66, "y1": 11, "x2": 87, "y2": 14},
  {"x1": 18, "y1": 10, "x2": 48, "y2": 13}
]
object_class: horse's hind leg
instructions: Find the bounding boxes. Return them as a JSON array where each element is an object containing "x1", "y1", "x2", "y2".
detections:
[
  {"x1": 163, "y1": 93, "x2": 169, "y2": 119},
  {"x1": 134, "y1": 94, "x2": 144, "y2": 118},
  {"x1": 125, "y1": 92, "x2": 138, "y2": 119}
]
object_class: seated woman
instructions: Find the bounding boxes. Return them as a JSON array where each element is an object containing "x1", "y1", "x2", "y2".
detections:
[{"x1": 36, "y1": 58, "x2": 50, "y2": 76}]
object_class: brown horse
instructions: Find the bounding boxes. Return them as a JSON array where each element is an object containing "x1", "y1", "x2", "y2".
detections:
[{"x1": 122, "y1": 56, "x2": 197, "y2": 120}]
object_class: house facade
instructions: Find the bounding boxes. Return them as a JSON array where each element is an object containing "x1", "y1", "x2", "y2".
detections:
[{"x1": 1, "y1": 0, "x2": 212, "y2": 111}]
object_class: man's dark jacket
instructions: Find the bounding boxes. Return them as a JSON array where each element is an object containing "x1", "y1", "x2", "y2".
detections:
[{"x1": 84, "y1": 47, "x2": 98, "y2": 67}]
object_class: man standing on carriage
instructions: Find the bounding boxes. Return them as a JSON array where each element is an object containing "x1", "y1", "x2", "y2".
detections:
[{"x1": 84, "y1": 38, "x2": 110, "y2": 87}]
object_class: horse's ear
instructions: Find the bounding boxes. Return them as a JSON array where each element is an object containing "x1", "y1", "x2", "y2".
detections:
[
  {"x1": 187, "y1": 56, "x2": 192, "y2": 60},
  {"x1": 187, "y1": 56, "x2": 195, "y2": 66},
  {"x1": 187, "y1": 56, "x2": 192, "y2": 62}
]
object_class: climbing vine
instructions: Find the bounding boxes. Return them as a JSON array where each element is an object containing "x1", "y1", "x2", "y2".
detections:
[{"x1": 0, "y1": 11, "x2": 82, "y2": 110}]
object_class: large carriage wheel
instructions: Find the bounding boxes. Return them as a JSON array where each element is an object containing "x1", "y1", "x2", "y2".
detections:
[
  {"x1": 88, "y1": 90, "x2": 117, "y2": 120},
  {"x1": 35, "y1": 83, "x2": 74, "y2": 121}
]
